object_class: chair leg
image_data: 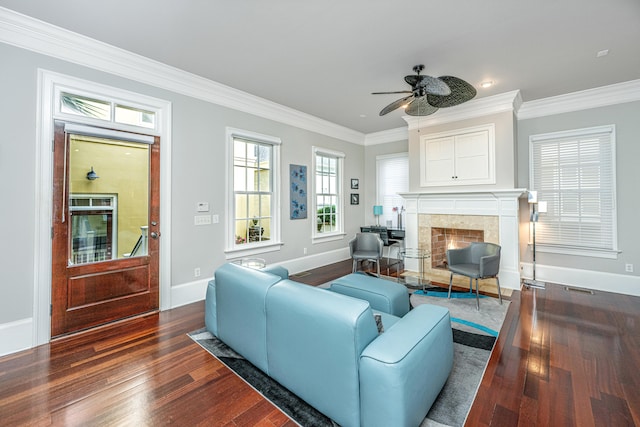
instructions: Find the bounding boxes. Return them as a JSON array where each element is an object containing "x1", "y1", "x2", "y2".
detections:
[
  {"x1": 448, "y1": 273, "x2": 454, "y2": 299},
  {"x1": 469, "y1": 277, "x2": 473, "y2": 294},
  {"x1": 376, "y1": 260, "x2": 380, "y2": 277},
  {"x1": 496, "y1": 276, "x2": 503, "y2": 304},
  {"x1": 475, "y1": 278, "x2": 480, "y2": 311},
  {"x1": 352, "y1": 259, "x2": 357, "y2": 273}
]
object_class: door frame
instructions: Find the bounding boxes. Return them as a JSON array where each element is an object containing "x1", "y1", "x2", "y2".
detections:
[{"x1": 34, "y1": 69, "x2": 172, "y2": 346}]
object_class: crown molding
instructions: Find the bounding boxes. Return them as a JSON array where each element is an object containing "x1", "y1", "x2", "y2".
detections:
[
  {"x1": 0, "y1": 7, "x2": 365, "y2": 145},
  {"x1": 364, "y1": 126, "x2": 408, "y2": 146},
  {"x1": 517, "y1": 79, "x2": 640, "y2": 120},
  {"x1": 403, "y1": 90, "x2": 522, "y2": 130}
]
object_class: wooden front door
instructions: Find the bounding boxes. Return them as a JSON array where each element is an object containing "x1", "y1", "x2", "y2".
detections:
[{"x1": 51, "y1": 121, "x2": 160, "y2": 337}]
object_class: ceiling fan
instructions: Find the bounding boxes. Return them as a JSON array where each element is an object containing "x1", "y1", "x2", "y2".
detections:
[{"x1": 372, "y1": 64, "x2": 477, "y2": 116}]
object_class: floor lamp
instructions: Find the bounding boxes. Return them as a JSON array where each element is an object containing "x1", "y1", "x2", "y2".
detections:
[{"x1": 523, "y1": 191, "x2": 546, "y2": 289}]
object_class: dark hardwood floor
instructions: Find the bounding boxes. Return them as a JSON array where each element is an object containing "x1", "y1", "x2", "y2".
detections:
[{"x1": 0, "y1": 261, "x2": 638, "y2": 426}]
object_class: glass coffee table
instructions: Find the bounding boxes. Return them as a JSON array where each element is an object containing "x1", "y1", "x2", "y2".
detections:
[
  {"x1": 232, "y1": 257, "x2": 266, "y2": 269},
  {"x1": 399, "y1": 248, "x2": 431, "y2": 292}
]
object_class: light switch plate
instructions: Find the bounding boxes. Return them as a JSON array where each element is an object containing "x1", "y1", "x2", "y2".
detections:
[
  {"x1": 196, "y1": 202, "x2": 209, "y2": 212},
  {"x1": 194, "y1": 215, "x2": 212, "y2": 225}
]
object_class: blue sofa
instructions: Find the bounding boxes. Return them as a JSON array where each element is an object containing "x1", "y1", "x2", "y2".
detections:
[{"x1": 205, "y1": 263, "x2": 453, "y2": 427}]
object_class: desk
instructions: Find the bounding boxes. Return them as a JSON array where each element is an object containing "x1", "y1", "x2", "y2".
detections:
[
  {"x1": 360, "y1": 227, "x2": 405, "y2": 246},
  {"x1": 399, "y1": 248, "x2": 431, "y2": 292}
]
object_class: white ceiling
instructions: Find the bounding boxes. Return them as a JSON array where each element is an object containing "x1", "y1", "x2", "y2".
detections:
[{"x1": 2, "y1": 0, "x2": 639, "y2": 134}]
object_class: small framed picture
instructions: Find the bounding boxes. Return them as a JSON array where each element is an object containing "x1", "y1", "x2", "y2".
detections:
[
  {"x1": 350, "y1": 193, "x2": 359, "y2": 205},
  {"x1": 350, "y1": 178, "x2": 359, "y2": 189}
]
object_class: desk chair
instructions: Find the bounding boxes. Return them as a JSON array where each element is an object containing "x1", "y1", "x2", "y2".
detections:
[{"x1": 349, "y1": 233, "x2": 384, "y2": 277}]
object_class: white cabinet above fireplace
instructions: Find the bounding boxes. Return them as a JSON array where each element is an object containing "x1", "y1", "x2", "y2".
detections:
[{"x1": 419, "y1": 123, "x2": 495, "y2": 187}]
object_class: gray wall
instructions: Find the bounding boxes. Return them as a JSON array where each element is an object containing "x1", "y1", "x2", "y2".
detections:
[
  {"x1": 517, "y1": 101, "x2": 640, "y2": 277},
  {"x1": 0, "y1": 42, "x2": 364, "y2": 325}
]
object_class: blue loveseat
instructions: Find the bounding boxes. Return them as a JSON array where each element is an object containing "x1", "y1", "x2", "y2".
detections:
[{"x1": 205, "y1": 263, "x2": 453, "y2": 427}]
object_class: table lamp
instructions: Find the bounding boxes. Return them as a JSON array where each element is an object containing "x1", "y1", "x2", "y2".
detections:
[{"x1": 373, "y1": 205, "x2": 383, "y2": 226}]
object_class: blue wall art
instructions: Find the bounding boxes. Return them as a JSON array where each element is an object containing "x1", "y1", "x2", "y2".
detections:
[{"x1": 290, "y1": 164, "x2": 307, "y2": 219}]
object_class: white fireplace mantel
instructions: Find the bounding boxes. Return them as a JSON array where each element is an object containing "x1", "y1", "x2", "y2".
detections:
[{"x1": 399, "y1": 189, "x2": 527, "y2": 290}]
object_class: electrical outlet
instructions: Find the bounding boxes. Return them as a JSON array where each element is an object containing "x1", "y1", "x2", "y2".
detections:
[
  {"x1": 625, "y1": 264, "x2": 634, "y2": 273},
  {"x1": 303, "y1": 247, "x2": 307, "y2": 255},
  {"x1": 194, "y1": 267, "x2": 201, "y2": 277}
]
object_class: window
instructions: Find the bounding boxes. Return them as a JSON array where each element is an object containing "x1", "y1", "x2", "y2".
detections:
[
  {"x1": 313, "y1": 147, "x2": 345, "y2": 241},
  {"x1": 226, "y1": 128, "x2": 281, "y2": 255},
  {"x1": 529, "y1": 125, "x2": 617, "y2": 258},
  {"x1": 69, "y1": 195, "x2": 117, "y2": 264},
  {"x1": 376, "y1": 153, "x2": 409, "y2": 227},
  {"x1": 57, "y1": 91, "x2": 158, "y2": 131}
]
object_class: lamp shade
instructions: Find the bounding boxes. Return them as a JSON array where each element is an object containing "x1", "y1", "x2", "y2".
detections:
[{"x1": 373, "y1": 205, "x2": 383, "y2": 216}]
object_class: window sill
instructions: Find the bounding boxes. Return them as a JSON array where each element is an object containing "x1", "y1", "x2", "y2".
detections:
[
  {"x1": 225, "y1": 241, "x2": 283, "y2": 260},
  {"x1": 534, "y1": 243, "x2": 620, "y2": 259},
  {"x1": 312, "y1": 232, "x2": 346, "y2": 244}
]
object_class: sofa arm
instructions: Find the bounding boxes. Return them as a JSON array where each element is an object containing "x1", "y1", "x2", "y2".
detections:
[
  {"x1": 262, "y1": 264, "x2": 289, "y2": 280},
  {"x1": 204, "y1": 279, "x2": 218, "y2": 336},
  {"x1": 359, "y1": 304, "x2": 453, "y2": 427}
]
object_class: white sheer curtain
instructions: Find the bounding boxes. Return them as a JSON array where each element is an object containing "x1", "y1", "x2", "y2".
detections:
[{"x1": 376, "y1": 153, "x2": 409, "y2": 228}]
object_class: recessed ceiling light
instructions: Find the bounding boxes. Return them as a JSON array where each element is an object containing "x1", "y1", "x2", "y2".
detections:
[
  {"x1": 480, "y1": 81, "x2": 494, "y2": 89},
  {"x1": 596, "y1": 49, "x2": 609, "y2": 57}
]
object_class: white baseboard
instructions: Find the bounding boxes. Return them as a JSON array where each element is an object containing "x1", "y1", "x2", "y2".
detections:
[
  {"x1": 520, "y1": 262, "x2": 640, "y2": 296},
  {"x1": 273, "y1": 247, "x2": 351, "y2": 275},
  {"x1": 170, "y1": 278, "x2": 210, "y2": 309},
  {"x1": 0, "y1": 317, "x2": 33, "y2": 357},
  {"x1": 168, "y1": 247, "x2": 351, "y2": 309}
]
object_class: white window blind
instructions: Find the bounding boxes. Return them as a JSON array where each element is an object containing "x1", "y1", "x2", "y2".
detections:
[
  {"x1": 529, "y1": 125, "x2": 617, "y2": 254},
  {"x1": 376, "y1": 153, "x2": 409, "y2": 227}
]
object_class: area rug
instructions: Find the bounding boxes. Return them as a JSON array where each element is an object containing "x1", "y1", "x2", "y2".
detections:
[
  {"x1": 190, "y1": 292, "x2": 508, "y2": 427},
  {"x1": 412, "y1": 289, "x2": 510, "y2": 427}
]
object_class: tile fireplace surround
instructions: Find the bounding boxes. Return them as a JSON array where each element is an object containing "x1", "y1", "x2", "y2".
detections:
[{"x1": 400, "y1": 189, "x2": 526, "y2": 292}]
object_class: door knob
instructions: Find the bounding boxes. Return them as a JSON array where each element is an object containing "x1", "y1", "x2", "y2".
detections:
[{"x1": 150, "y1": 231, "x2": 160, "y2": 239}]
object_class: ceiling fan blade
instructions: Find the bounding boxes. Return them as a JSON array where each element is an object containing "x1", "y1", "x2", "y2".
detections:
[
  {"x1": 371, "y1": 90, "x2": 413, "y2": 95},
  {"x1": 426, "y1": 76, "x2": 477, "y2": 108},
  {"x1": 416, "y1": 75, "x2": 451, "y2": 96},
  {"x1": 405, "y1": 97, "x2": 439, "y2": 116},
  {"x1": 404, "y1": 75, "x2": 451, "y2": 96},
  {"x1": 404, "y1": 75, "x2": 420, "y2": 87},
  {"x1": 379, "y1": 95, "x2": 414, "y2": 116}
]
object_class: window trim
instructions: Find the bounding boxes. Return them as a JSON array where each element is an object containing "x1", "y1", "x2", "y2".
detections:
[
  {"x1": 529, "y1": 124, "x2": 618, "y2": 259},
  {"x1": 312, "y1": 146, "x2": 346, "y2": 243},
  {"x1": 224, "y1": 127, "x2": 282, "y2": 258}
]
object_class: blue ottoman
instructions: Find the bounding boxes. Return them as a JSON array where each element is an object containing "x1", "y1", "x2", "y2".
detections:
[{"x1": 330, "y1": 273, "x2": 410, "y2": 317}]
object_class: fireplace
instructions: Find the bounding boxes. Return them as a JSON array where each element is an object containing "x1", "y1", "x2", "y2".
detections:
[
  {"x1": 400, "y1": 189, "x2": 525, "y2": 291},
  {"x1": 431, "y1": 227, "x2": 484, "y2": 269}
]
